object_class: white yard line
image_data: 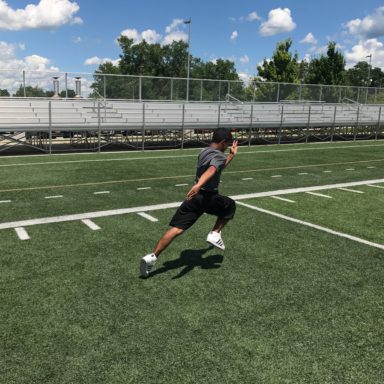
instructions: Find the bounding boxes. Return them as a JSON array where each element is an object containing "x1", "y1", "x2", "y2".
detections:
[
  {"x1": 271, "y1": 175, "x2": 282, "y2": 178},
  {"x1": 81, "y1": 219, "x2": 101, "y2": 231},
  {"x1": 236, "y1": 201, "x2": 384, "y2": 251},
  {"x1": 323, "y1": 170, "x2": 332, "y2": 173},
  {"x1": 15, "y1": 227, "x2": 30, "y2": 240},
  {"x1": 367, "y1": 166, "x2": 376, "y2": 169},
  {"x1": 345, "y1": 168, "x2": 355, "y2": 171},
  {"x1": 137, "y1": 212, "x2": 159, "y2": 222},
  {"x1": 271, "y1": 196, "x2": 296, "y2": 203},
  {"x1": 298, "y1": 172, "x2": 308, "y2": 175},
  {"x1": 1, "y1": 178, "x2": 384, "y2": 231},
  {"x1": 305, "y1": 192, "x2": 332, "y2": 199},
  {"x1": 44, "y1": 195, "x2": 63, "y2": 199},
  {"x1": 94, "y1": 191, "x2": 110, "y2": 195},
  {"x1": 241, "y1": 178, "x2": 253, "y2": 181},
  {"x1": 137, "y1": 187, "x2": 151, "y2": 190},
  {"x1": 337, "y1": 188, "x2": 364, "y2": 194},
  {"x1": 175, "y1": 184, "x2": 188, "y2": 187},
  {"x1": 0, "y1": 200, "x2": 11, "y2": 203},
  {"x1": 367, "y1": 184, "x2": 384, "y2": 189}
]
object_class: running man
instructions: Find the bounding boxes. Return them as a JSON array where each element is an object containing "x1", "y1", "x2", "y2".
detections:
[{"x1": 140, "y1": 128, "x2": 238, "y2": 277}]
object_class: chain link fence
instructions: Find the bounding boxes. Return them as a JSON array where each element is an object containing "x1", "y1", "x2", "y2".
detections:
[{"x1": 1, "y1": 69, "x2": 384, "y2": 104}]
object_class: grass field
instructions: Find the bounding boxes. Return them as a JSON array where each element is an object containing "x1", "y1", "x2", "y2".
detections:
[{"x1": 1, "y1": 140, "x2": 384, "y2": 383}]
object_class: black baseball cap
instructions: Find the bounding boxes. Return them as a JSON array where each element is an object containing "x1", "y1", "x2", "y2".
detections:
[{"x1": 212, "y1": 128, "x2": 233, "y2": 144}]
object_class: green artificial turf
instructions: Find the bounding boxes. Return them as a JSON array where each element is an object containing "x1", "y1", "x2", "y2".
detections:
[{"x1": 1, "y1": 140, "x2": 384, "y2": 383}]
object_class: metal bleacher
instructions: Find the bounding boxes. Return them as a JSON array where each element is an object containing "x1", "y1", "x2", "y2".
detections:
[{"x1": 0, "y1": 97, "x2": 383, "y2": 153}]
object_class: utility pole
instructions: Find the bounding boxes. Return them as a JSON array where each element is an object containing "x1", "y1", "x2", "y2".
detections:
[
  {"x1": 365, "y1": 54, "x2": 372, "y2": 104},
  {"x1": 184, "y1": 18, "x2": 191, "y2": 101}
]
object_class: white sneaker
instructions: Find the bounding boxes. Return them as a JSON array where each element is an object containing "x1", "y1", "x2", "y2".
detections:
[
  {"x1": 140, "y1": 253, "x2": 157, "y2": 277},
  {"x1": 206, "y1": 231, "x2": 225, "y2": 250}
]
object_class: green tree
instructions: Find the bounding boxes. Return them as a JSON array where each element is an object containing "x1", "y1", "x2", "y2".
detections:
[
  {"x1": 307, "y1": 42, "x2": 346, "y2": 85},
  {"x1": 0, "y1": 89, "x2": 10, "y2": 96},
  {"x1": 91, "y1": 36, "x2": 243, "y2": 101},
  {"x1": 14, "y1": 85, "x2": 46, "y2": 97},
  {"x1": 250, "y1": 39, "x2": 300, "y2": 101},
  {"x1": 257, "y1": 39, "x2": 300, "y2": 83}
]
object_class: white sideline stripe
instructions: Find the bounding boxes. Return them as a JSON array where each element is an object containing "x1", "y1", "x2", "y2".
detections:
[
  {"x1": 94, "y1": 191, "x2": 110, "y2": 195},
  {"x1": 2, "y1": 143, "x2": 384, "y2": 168},
  {"x1": 1, "y1": 178, "x2": 384, "y2": 231},
  {"x1": 271, "y1": 175, "x2": 282, "y2": 178},
  {"x1": 306, "y1": 192, "x2": 332, "y2": 199},
  {"x1": 337, "y1": 188, "x2": 364, "y2": 194},
  {"x1": 271, "y1": 196, "x2": 295, "y2": 203},
  {"x1": 367, "y1": 166, "x2": 376, "y2": 169},
  {"x1": 241, "y1": 178, "x2": 253, "y2": 180},
  {"x1": 236, "y1": 201, "x2": 384, "y2": 251},
  {"x1": 15, "y1": 227, "x2": 30, "y2": 240},
  {"x1": 175, "y1": 184, "x2": 188, "y2": 186},
  {"x1": 137, "y1": 187, "x2": 151, "y2": 190},
  {"x1": 231, "y1": 178, "x2": 384, "y2": 200},
  {"x1": 0, "y1": 200, "x2": 11, "y2": 203},
  {"x1": 45, "y1": 195, "x2": 63, "y2": 199},
  {"x1": 82, "y1": 219, "x2": 100, "y2": 231},
  {"x1": 323, "y1": 170, "x2": 332, "y2": 173},
  {"x1": 137, "y1": 212, "x2": 158, "y2": 222},
  {"x1": 346, "y1": 168, "x2": 355, "y2": 171},
  {"x1": 367, "y1": 184, "x2": 384, "y2": 189},
  {"x1": 299, "y1": 172, "x2": 308, "y2": 175}
]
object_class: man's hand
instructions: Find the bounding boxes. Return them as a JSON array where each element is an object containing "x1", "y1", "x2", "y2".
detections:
[
  {"x1": 186, "y1": 184, "x2": 201, "y2": 200},
  {"x1": 230, "y1": 140, "x2": 238, "y2": 156}
]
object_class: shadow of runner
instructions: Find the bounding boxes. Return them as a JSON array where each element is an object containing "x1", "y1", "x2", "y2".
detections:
[{"x1": 151, "y1": 246, "x2": 224, "y2": 279}]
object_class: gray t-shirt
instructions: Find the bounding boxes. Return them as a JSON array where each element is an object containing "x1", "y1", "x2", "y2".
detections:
[{"x1": 195, "y1": 147, "x2": 227, "y2": 192}]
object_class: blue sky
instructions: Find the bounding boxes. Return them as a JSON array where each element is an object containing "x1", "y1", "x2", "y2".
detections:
[{"x1": 1, "y1": 0, "x2": 384, "y2": 90}]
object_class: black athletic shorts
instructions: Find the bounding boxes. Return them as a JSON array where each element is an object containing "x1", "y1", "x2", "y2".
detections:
[{"x1": 169, "y1": 190, "x2": 236, "y2": 230}]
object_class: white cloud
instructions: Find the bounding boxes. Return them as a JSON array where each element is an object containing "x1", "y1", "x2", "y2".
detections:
[
  {"x1": 0, "y1": 41, "x2": 63, "y2": 92},
  {"x1": 84, "y1": 56, "x2": 119, "y2": 66},
  {"x1": 346, "y1": 6, "x2": 384, "y2": 38},
  {"x1": 246, "y1": 12, "x2": 261, "y2": 22},
  {"x1": 300, "y1": 32, "x2": 318, "y2": 45},
  {"x1": 120, "y1": 28, "x2": 140, "y2": 43},
  {"x1": 165, "y1": 18, "x2": 184, "y2": 33},
  {"x1": 344, "y1": 38, "x2": 384, "y2": 68},
  {"x1": 120, "y1": 28, "x2": 161, "y2": 45},
  {"x1": 0, "y1": 0, "x2": 82, "y2": 30},
  {"x1": 72, "y1": 36, "x2": 84, "y2": 44},
  {"x1": 238, "y1": 72, "x2": 250, "y2": 84},
  {"x1": 162, "y1": 30, "x2": 188, "y2": 45},
  {"x1": 230, "y1": 30, "x2": 238, "y2": 41},
  {"x1": 142, "y1": 29, "x2": 162, "y2": 44},
  {"x1": 240, "y1": 55, "x2": 249, "y2": 64},
  {"x1": 259, "y1": 8, "x2": 296, "y2": 36}
]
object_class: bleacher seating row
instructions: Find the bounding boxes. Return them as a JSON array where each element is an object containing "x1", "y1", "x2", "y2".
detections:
[{"x1": 0, "y1": 97, "x2": 382, "y2": 132}]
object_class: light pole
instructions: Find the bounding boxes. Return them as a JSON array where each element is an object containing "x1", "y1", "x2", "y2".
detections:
[
  {"x1": 184, "y1": 18, "x2": 191, "y2": 101},
  {"x1": 365, "y1": 54, "x2": 372, "y2": 104}
]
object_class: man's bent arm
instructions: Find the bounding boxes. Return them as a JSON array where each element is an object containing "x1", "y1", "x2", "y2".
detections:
[{"x1": 186, "y1": 165, "x2": 216, "y2": 200}]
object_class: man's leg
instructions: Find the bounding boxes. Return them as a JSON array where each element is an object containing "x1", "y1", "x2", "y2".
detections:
[
  {"x1": 153, "y1": 227, "x2": 184, "y2": 257},
  {"x1": 211, "y1": 217, "x2": 229, "y2": 233},
  {"x1": 140, "y1": 227, "x2": 184, "y2": 277},
  {"x1": 206, "y1": 195, "x2": 236, "y2": 250}
]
